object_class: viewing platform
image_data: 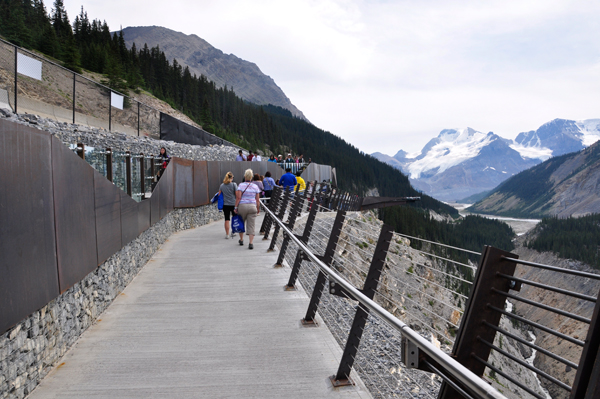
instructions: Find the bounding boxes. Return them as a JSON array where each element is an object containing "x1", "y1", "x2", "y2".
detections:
[{"x1": 28, "y1": 216, "x2": 371, "y2": 399}]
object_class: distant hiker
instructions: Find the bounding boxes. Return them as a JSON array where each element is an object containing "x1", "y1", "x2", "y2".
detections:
[
  {"x1": 236, "y1": 150, "x2": 246, "y2": 161},
  {"x1": 268, "y1": 155, "x2": 277, "y2": 162},
  {"x1": 263, "y1": 171, "x2": 276, "y2": 202},
  {"x1": 279, "y1": 167, "x2": 297, "y2": 191},
  {"x1": 247, "y1": 151, "x2": 254, "y2": 161},
  {"x1": 235, "y1": 169, "x2": 262, "y2": 249},
  {"x1": 277, "y1": 155, "x2": 283, "y2": 163},
  {"x1": 298, "y1": 154, "x2": 305, "y2": 163},
  {"x1": 156, "y1": 147, "x2": 170, "y2": 181},
  {"x1": 295, "y1": 171, "x2": 306, "y2": 192},
  {"x1": 285, "y1": 154, "x2": 294, "y2": 163},
  {"x1": 254, "y1": 151, "x2": 262, "y2": 161},
  {"x1": 218, "y1": 172, "x2": 238, "y2": 239}
]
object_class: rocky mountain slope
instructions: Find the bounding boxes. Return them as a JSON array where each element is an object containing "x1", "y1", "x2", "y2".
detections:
[
  {"x1": 468, "y1": 140, "x2": 600, "y2": 218},
  {"x1": 121, "y1": 26, "x2": 307, "y2": 120},
  {"x1": 372, "y1": 119, "x2": 600, "y2": 202}
]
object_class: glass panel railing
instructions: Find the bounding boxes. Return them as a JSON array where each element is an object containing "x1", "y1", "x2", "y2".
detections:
[
  {"x1": 144, "y1": 157, "x2": 155, "y2": 196},
  {"x1": 131, "y1": 154, "x2": 142, "y2": 202},
  {"x1": 112, "y1": 151, "x2": 128, "y2": 194},
  {"x1": 84, "y1": 146, "x2": 107, "y2": 178}
]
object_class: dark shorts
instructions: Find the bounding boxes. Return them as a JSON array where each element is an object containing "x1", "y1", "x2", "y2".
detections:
[{"x1": 223, "y1": 205, "x2": 235, "y2": 221}]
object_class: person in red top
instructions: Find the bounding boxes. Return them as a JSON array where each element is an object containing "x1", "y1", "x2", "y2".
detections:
[{"x1": 247, "y1": 150, "x2": 254, "y2": 161}]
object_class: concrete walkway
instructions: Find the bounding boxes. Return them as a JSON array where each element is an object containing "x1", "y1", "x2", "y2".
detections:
[{"x1": 29, "y1": 217, "x2": 371, "y2": 398}]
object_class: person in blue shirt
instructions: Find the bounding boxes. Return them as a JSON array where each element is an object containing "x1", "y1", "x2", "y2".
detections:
[
  {"x1": 263, "y1": 171, "x2": 276, "y2": 200},
  {"x1": 278, "y1": 167, "x2": 297, "y2": 191}
]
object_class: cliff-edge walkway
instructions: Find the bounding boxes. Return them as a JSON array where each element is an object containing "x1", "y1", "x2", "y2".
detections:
[{"x1": 28, "y1": 216, "x2": 371, "y2": 398}]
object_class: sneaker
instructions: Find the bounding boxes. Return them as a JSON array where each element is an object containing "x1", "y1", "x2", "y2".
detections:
[
  {"x1": 248, "y1": 244, "x2": 254, "y2": 250},
  {"x1": 239, "y1": 240, "x2": 244, "y2": 246},
  {"x1": 225, "y1": 235, "x2": 229, "y2": 239}
]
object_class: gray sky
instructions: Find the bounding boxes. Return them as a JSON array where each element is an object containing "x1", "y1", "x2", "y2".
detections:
[{"x1": 63, "y1": 0, "x2": 600, "y2": 154}]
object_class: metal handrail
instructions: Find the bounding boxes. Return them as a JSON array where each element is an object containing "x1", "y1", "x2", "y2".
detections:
[{"x1": 260, "y1": 200, "x2": 508, "y2": 399}]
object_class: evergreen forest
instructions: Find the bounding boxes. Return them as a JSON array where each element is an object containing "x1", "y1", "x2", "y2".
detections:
[
  {"x1": 0, "y1": 0, "x2": 527, "y2": 254},
  {"x1": 526, "y1": 214, "x2": 600, "y2": 269}
]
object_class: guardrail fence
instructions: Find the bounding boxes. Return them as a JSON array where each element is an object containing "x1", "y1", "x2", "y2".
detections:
[{"x1": 260, "y1": 186, "x2": 600, "y2": 399}]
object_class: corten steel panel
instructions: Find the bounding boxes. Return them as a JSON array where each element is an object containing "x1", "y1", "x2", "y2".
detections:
[
  {"x1": 94, "y1": 170, "x2": 122, "y2": 265},
  {"x1": 206, "y1": 161, "x2": 221, "y2": 199},
  {"x1": 137, "y1": 198, "x2": 151, "y2": 236},
  {"x1": 52, "y1": 135, "x2": 98, "y2": 293},
  {"x1": 165, "y1": 163, "x2": 174, "y2": 213},
  {"x1": 257, "y1": 162, "x2": 268, "y2": 176},
  {"x1": 120, "y1": 191, "x2": 139, "y2": 246},
  {"x1": 193, "y1": 161, "x2": 209, "y2": 206},
  {"x1": 158, "y1": 164, "x2": 174, "y2": 219},
  {"x1": 0, "y1": 120, "x2": 59, "y2": 334},
  {"x1": 173, "y1": 157, "x2": 194, "y2": 208},
  {"x1": 232, "y1": 162, "x2": 246, "y2": 185},
  {"x1": 150, "y1": 187, "x2": 160, "y2": 225},
  {"x1": 219, "y1": 161, "x2": 234, "y2": 183}
]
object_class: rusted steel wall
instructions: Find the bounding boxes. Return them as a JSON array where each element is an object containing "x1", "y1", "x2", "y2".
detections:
[
  {"x1": 51, "y1": 135, "x2": 98, "y2": 293},
  {"x1": 0, "y1": 117, "x2": 329, "y2": 333},
  {"x1": 94, "y1": 171, "x2": 122, "y2": 265},
  {"x1": 0, "y1": 121, "x2": 59, "y2": 334}
]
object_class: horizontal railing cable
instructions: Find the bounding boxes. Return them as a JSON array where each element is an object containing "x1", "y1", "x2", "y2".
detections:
[
  {"x1": 472, "y1": 355, "x2": 546, "y2": 399},
  {"x1": 491, "y1": 288, "x2": 591, "y2": 324},
  {"x1": 483, "y1": 321, "x2": 578, "y2": 369},
  {"x1": 477, "y1": 337, "x2": 572, "y2": 392},
  {"x1": 496, "y1": 273, "x2": 597, "y2": 302},
  {"x1": 394, "y1": 232, "x2": 482, "y2": 256},
  {"x1": 487, "y1": 305, "x2": 585, "y2": 346},
  {"x1": 261, "y1": 201, "x2": 508, "y2": 399},
  {"x1": 501, "y1": 256, "x2": 600, "y2": 280}
]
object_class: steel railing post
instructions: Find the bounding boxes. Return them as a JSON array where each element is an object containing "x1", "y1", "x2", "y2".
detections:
[
  {"x1": 285, "y1": 201, "x2": 319, "y2": 290},
  {"x1": 306, "y1": 181, "x2": 316, "y2": 212},
  {"x1": 331, "y1": 223, "x2": 394, "y2": 386},
  {"x1": 268, "y1": 188, "x2": 291, "y2": 252},
  {"x1": 274, "y1": 185, "x2": 304, "y2": 267},
  {"x1": 72, "y1": 73, "x2": 76, "y2": 123},
  {"x1": 301, "y1": 209, "x2": 346, "y2": 326},
  {"x1": 106, "y1": 147, "x2": 113, "y2": 182},
  {"x1": 140, "y1": 153, "x2": 145, "y2": 200},
  {"x1": 76, "y1": 143, "x2": 84, "y2": 160},
  {"x1": 109, "y1": 90, "x2": 112, "y2": 132},
  {"x1": 438, "y1": 246, "x2": 518, "y2": 399},
  {"x1": 126, "y1": 151, "x2": 132, "y2": 196},
  {"x1": 137, "y1": 102, "x2": 140, "y2": 136},
  {"x1": 261, "y1": 186, "x2": 282, "y2": 238},
  {"x1": 570, "y1": 295, "x2": 600, "y2": 399},
  {"x1": 14, "y1": 46, "x2": 17, "y2": 113}
]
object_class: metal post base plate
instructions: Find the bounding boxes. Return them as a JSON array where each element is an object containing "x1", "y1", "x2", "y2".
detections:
[
  {"x1": 284, "y1": 284, "x2": 297, "y2": 291},
  {"x1": 329, "y1": 375, "x2": 354, "y2": 387},
  {"x1": 301, "y1": 318, "x2": 319, "y2": 327},
  {"x1": 274, "y1": 263, "x2": 283, "y2": 268}
]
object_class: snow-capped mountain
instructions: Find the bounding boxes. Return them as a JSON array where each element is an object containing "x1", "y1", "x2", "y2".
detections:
[{"x1": 372, "y1": 118, "x2": 600, "y2": 202}]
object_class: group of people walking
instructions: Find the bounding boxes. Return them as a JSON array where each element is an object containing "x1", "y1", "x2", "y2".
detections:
[
  {"x1": 216, "y1": 166, "x2": 305, "y2": 250},
  {"x1": 236, "y1": 150, "x2": 310, "y2": 165}
]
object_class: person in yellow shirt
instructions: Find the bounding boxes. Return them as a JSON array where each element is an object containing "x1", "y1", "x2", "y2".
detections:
[{"x1": 295, "y1": 171, "x2": 306, "y2": 192}]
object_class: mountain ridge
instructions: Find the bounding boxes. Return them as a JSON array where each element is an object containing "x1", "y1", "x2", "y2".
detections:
[
  {"x1": 467, "y1": 140, "x2": 600, "y2": 218},
  {"x1": 372, "y1": 118, "x2": 600, "y2": 201},
  {"x1": 121, "y1": 26, "x2": 307, "y2": 121}
]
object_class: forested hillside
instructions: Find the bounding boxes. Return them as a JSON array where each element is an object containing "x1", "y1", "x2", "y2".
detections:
[
  {"x1": 0, "y1": 0, "x2": 459, "y2": 215},
  {"x1": 526, "y1": 214, "x2": 600, "y2": 269}
]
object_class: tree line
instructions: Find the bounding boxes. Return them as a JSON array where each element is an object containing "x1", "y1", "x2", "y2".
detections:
[{"x1": 526, "y1": 214, "x2": 600, "y2": 269}]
